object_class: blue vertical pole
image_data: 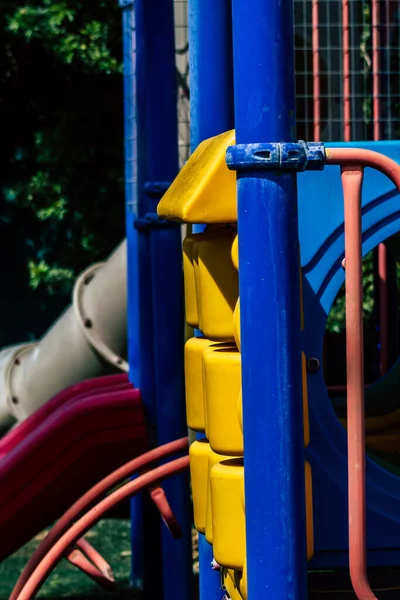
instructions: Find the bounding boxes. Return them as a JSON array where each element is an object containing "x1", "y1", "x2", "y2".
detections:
[
  {"x1": 188, "y1": 0, "x2": 234, "y2": 149},
  {"x1": 120, "y1": 0, "x2": 161, "y2": 594},
  {"x1": 231, "y1": 1, "x2": 308, "y2": 599},
  {"x1": 144, "y1": 0, "x2": 194, "y2": 598},
  {"x1": 188, "y1": 1, "x2": 233, "y2": 599}
]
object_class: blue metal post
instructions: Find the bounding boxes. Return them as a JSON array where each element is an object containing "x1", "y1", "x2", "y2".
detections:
[
  {"x1": 196, "y1": 509, "x2": 220, "y2": 599},
  {"x1": 143, "y1": 0, "x2": 194, "y2": 598},
  {"x1": 188, "y1": 0, "x2": 234, "y2": 150},
  {"x1": 231, "y1": 1, "x2": 308, "y2": 599},
  {"x1": 121, "y1": 0, "x2": 176, "y2": 596},
  {"x1": 120, "y1": 1, "x2": 158, "y2": 592},
  {"x1": 188, "y1": 1, "x2": 233, "y2": 598}
]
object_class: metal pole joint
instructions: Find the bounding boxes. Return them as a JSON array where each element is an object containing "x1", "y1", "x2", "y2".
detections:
[
  {"x1": 134, "y1": 213, "x2": 180, "y2": 231},
  {"x1": 226, "y1": 141, "x2": 326, "y2": 172},
  {"x1": 144, "y1": 181, "x2": 172, "y2": 199},
  {"x1": 118, "y1": 0, "x2": 134, "y2": 9}
]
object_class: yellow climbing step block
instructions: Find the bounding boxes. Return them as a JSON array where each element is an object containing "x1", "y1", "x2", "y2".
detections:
[
  {"x1": 189, "y1": 439, "x2": 210, "y2": 534},
  {"x1": 237, "y1": 389, "x2": 243, "y2": 433},
  {"x1": 210, "y1": 460, "x2": 314, "y2": 569},
  {"x1": 234, "y1": 357, "x2": 308, "y2": 447},
  {"x1": 233, "y1": 298, "x2": 241, "y2": 351},
  {"x1": 195, "y1": 228, "x2": 239, "y2": 340},
  {"x1": 183, "y1": 234, "x2": 201, "y2": 329},
  {"x1": 222, "y1": 568, "x2": 246, "y2": 600},
  {"x1": 157, "y1": 130, "x2": 237, "y2": 224},
  {"x1": 184, "y1": 336, "x2": 215, "y2": 432},
  {"x1": 231, "y1": 306, "x2": 309, "y2": 448},
  {"x1": 231, "y1": 234, "x2": 239, "y2": 270},
  {"x1": 205, "y1": 449, "x2": 235, "y2": 544},
  {"x1": 240, "y1": 563, "x2": 247, "y2": 599},
  {"x1": 201, "y1": 342, "x2": 237, "y2": 432},
  {"x1": 211, "y1": 458, "x2": 245, "y2": 570},
  {"x1": 203, "y1": 345, "x2": 243, "y2": 455}
]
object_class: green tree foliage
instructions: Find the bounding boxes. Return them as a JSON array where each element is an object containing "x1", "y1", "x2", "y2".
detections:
[{"x1": 0, "y1": 0, "x2": 124, "y2": 344}]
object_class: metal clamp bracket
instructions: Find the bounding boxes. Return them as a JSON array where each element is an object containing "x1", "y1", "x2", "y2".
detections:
[
  {"x1": 144, "y1": 181, "x2": 172, "y2": 199},
  {"x1": 226, "y1": 141, "x2": 326, "y2": 172},
  {"x1": 118, "y1": 0, "x2": 134, "y2": 8},
  {"x1": 134, "y1": 212, "x2": 180, "y2": 231}
]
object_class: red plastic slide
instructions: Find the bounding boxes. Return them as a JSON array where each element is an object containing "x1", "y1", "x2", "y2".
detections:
[{"x1": 0, "y1": 376, "x2": 147, "y2": 561}]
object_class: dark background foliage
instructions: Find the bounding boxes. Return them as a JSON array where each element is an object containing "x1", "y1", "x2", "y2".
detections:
[
  {"x1": 0, "y1": 0, "x2": 124, "y2": 345},
  {"x1": 0, "y1": 0, "x2": 398, "y2": 349}
]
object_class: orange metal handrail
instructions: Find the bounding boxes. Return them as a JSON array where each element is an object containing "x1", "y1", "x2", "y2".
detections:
[
  {"x1": 326, "y1": 147, "x2": 400, "y2": 600},
  {"x1": 342, "y1": 0, "x2": 351, "y2": 142},
  {"x1": 342, "y1": 164, "x2": 375, "y2": 600},
  {"x1": 312, "y1": 0, "x2": 320, "y2": 141},
  {"x1": 371, "y1": 0, "x2": 389, "y2": 378}
]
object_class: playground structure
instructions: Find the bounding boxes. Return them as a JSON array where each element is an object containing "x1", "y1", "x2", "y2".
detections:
[
  {"x1": 2, "y1": 0, "x2": 400, "y2": 599},
  {"x1": 0, "y1": 241, "x2": 128, "y2": 431}
]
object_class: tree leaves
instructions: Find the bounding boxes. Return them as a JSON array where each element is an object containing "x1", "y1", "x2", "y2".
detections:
[
  {"x1": 8, "y1": 1, "x2": 121, "y2": 73},
  {"x1": 0, "y1": 1, "x2": 124, "y2": 342}
]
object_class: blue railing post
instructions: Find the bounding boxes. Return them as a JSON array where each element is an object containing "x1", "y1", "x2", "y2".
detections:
[
  {"x1": 231, "y1": 1, "x2": 308, "y2": 598},
  {"x1": 144, "y1": 0, "x2": 194, "y2": 598},
  {"x1": 121, "y1": 0, "x2": 193, "y2": 597},
  {"x1": 120, "y1": 0, "x2": 157, "y2": 592},
  {"x1": 188, "y1": 1, "x2": 233, "y2": 598},
  {"x1": 188, "y1": 0, "x2": 234, "y2": 149}
]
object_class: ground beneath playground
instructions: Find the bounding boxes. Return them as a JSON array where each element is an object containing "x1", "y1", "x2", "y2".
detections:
[
  {"x1": 0, "y1": 519, "x2": 138, "y2": 599},
  {"x1": 1, "y1": 519, "x2": 400, "y2": 599}
]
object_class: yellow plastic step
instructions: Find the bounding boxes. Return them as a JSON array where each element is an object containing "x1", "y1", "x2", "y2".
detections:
[
  {"x1": 184, "y1": 336, "x2": 215, "y2": 432},
  {"x1": 203, "y1": 345, "x2": 243, "y2": 455},
  {"x1": 157, "y1": 130, "x2": 237, "y2": 224}
]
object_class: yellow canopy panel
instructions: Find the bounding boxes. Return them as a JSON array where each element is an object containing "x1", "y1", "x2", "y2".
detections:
[{"x1": 157, "y1": 130, "x2": 237, "y2": 224}]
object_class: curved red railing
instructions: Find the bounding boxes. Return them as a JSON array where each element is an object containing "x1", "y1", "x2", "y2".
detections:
[
  {"x1": 325, "y1": 147, "x2": 400, "y2": 600},
  {"x1": 66, "y1": 539, "x2": 115, "y2": 591},
  {"x1": 0, "y1": 376, "x2": 183, "y2": 594},
  {"x1": 14, "y1": 455, "x2": 189, "y2": 600},
  {"x1": 10, "y1": 438, "x2": 188, "y2": 600}
]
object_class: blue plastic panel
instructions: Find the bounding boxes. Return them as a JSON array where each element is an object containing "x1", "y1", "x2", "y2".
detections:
[{"x1": 298, "y1": 141, "x2": 400, "y2": 566}]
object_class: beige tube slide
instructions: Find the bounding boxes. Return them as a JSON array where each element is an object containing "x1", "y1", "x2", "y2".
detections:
[{"x1": 0, "y1": 240, "x2": 128, "y2": 432}]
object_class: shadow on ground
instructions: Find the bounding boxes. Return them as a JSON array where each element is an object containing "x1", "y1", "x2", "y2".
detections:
[
  {"x1": 309, "y1": 568, "x2": 400, "y2": 599},
  {"x1": 0, "y1": 519, "x2": 140, "y2": 599}
]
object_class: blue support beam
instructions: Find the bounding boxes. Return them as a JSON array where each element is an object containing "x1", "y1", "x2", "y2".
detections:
[
  {"x1": 188, "y1": 0, "x2": 234, "y2": 150},
  {"x1": 188, "y1": 0, "x2": 234, "y2": 598},
  {"x1": 120, "y1": 1, "x2": 156, "y2": 591},
  {"x1": 231, "y1": 1, "x2": 308, "y2": 598},
  {"x1": 143, "y1": 1, "x2": 193, "y2": 597},
  {"x1": 121, "y1": 0, "x2": 192, "y2": 597},
  {"x1": 151, "y1": 221, "x2": 194, "y2": 599}
]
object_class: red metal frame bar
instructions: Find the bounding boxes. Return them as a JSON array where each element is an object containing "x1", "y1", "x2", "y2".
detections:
[
  {"x1": 66, "y1": 539, "x2": 115, "y2": 591},
  {"x1": 15, "y1": 456, "x2": 190, "y2": 600},
  {"x1": 342, "y1": 0, "x2": 351, "y2": 142},
  {"x1": 372, "y1": 0, "x2": 381, "y2": 141},
  {"x1": 74, "y1": 537, "x2": 114, "y2": 580},
  {"x1": 371, "y1": 0, "x2": 389, "y2": 377},
  {"x1": 327, "y1": 385, "x2": 371, "y2": 393},
  {"x1": 341, "y1": 164, "x2": 375, "y2": 600},
  {"x1": 326, "y1": 146, "x2": 400, "y2": 600},
  {"x1": 10, "y1": 438, "x2": 189, "y2": 600},
  {"x1": 312, "y1": 0, "x2": 320, "y2": 140},
  {"x1": 378, "y1": 243, "x2": 389, "y2": 375},
  {"x1": 326, "y1": 148, "x2": 400, "y2": 186},
  {"x1": 149, "y1": 485, "x2": 183, "y2": 539}
]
